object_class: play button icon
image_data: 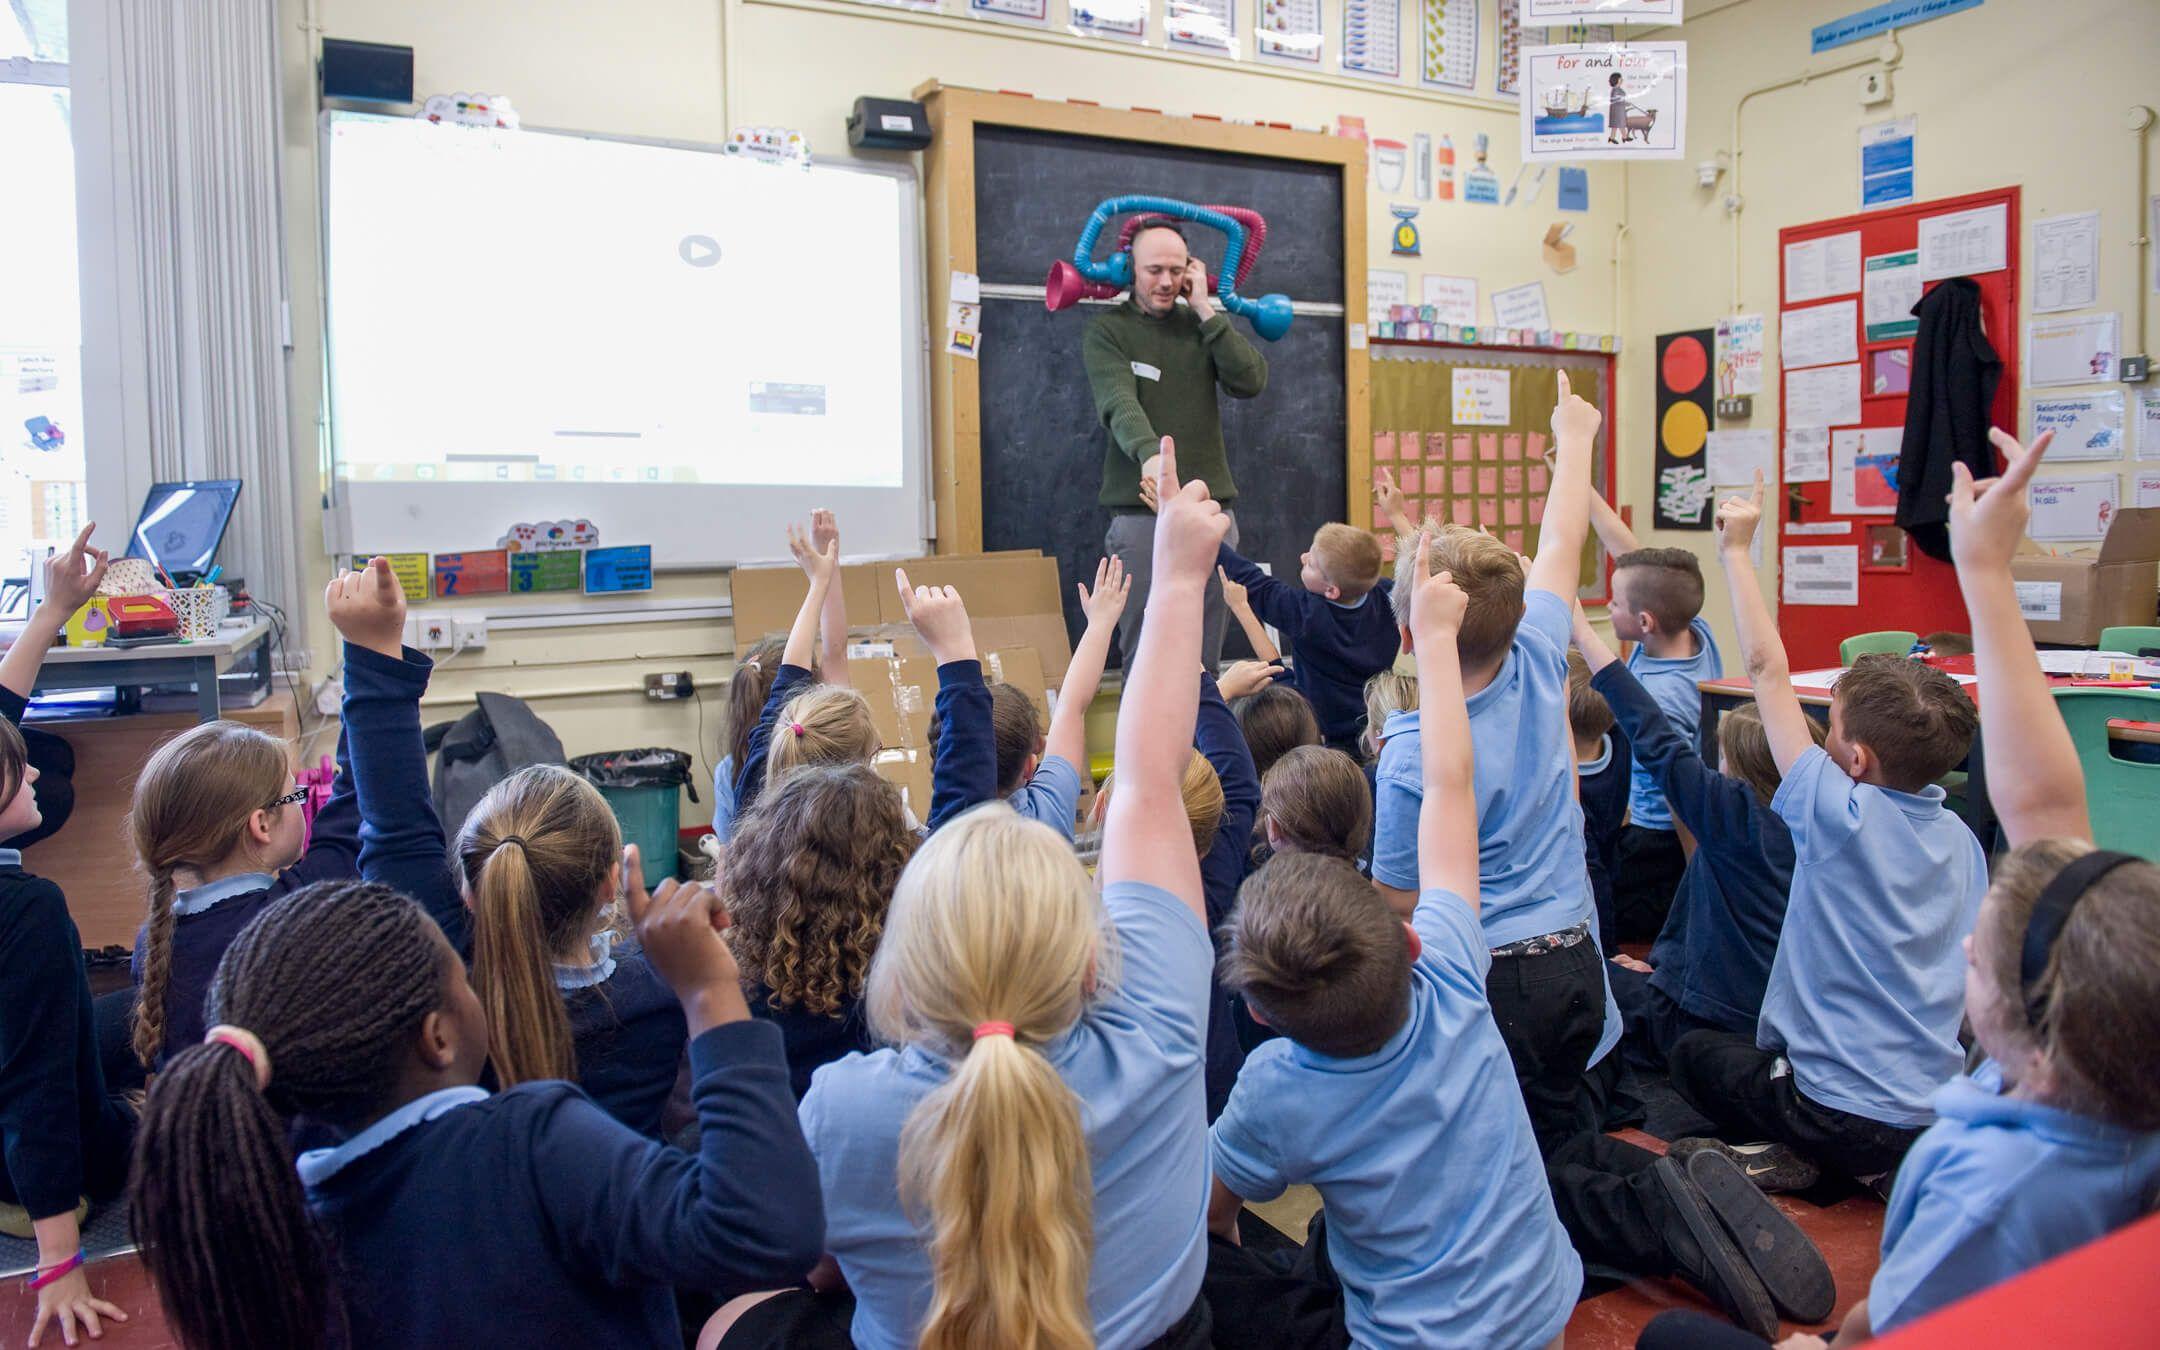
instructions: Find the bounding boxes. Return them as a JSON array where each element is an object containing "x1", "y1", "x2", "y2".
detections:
[{"x1": 679, "y1": 235, "x2": 721, "y2": 267}]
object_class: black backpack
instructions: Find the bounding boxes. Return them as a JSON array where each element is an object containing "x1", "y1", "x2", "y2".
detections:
[{"x1": 424, "y1": 692, "x2": 567, "y2": 834}]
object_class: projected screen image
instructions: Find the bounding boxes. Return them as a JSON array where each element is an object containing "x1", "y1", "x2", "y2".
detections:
[{"x1": 324, "y1": 115, "x2": 908, "y2": 489}]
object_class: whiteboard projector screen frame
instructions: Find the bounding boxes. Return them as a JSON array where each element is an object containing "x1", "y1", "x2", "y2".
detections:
[{"x1": 318, "y1": 112, "x2": 931, "y2": 568}]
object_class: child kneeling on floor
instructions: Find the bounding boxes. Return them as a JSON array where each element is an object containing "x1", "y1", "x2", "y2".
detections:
[{"x1": 1200, "y1": 539, "x2": 1579, "y2": 1350}]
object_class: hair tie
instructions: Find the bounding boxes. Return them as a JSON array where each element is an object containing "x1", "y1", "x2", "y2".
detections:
[
  {"x1": 2021, "y1": 850, "x2": 2139, "y2": 1026},
  {"x1": 972, "y1": 1021, "x2": 1015, "y2": 1041},
  {"x1": 205, "y1": 1024, "x2": 272, "y2": 1090},
  {"x1": 497, "y1": 834, "x2": 528, "y2": 852},
  {"x1": 789, "y1": 722, "x2": 806, "y2": 737}
]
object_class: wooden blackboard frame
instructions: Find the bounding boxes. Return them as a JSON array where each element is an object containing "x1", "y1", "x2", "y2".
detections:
[{"x1": 916, "y1": 82, "x2": 1371, "y2": 553}]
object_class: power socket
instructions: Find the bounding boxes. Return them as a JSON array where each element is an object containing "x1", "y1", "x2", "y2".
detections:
[
  {"x1": 645, "y1": 671, "x2": 696, "y2": 701},
  {"x1": 416, "y1": 615, "x2": 454, "y2": 650},
  {"x1": 452, "y1": 615, "x2": 488, "y2": 649},
  {"x1": 2121, "y1": 354, "x2": 2151, "y2": 383}
]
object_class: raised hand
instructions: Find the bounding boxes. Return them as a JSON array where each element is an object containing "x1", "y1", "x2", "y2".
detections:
[
  {"x1": 1949, "y1": 428, "x2": 2053, "y2": 573},
  {"x1": 895, "y1": 568, "x2": 977, "y2": 665},
  {"x1": 1716, "y1": 470, "x2": 1766, "y2": 553},
  {"x1": 624, "y1": 844, "x2": 747, "y2": 1033},
  {"x1": 1080, "y1": 556, "x2": 1132, "y2": 631},
  {"x1": 1217, "y1": 565, "x2": 1250, "y2": 615},
  {"x1": 788, "y1": 522, "x2": 840, "y2": 588},
  {"x1": 1373, "y1": 466, "x2": 1410, "y2": 532},
  {"x1": 325, "y1": 555, "x2": 407, "y2": 659},
  {"x1": 809, "y1": 507, "x2": 839, "y2": 557},
  {"x1": 1151, "y1": 436, "x2": 1231, "y2": 586},
  {"x1": 40, "y1": 523, "x2": 109, "y2": 617},
  {"x1": 1406, "y1": 533, "x2": 1469, "y2": 647},
  {"x1": 1217, "y1": 659, "x2": 1280, "y2": 700},
  {"x1": 1551, "y1": 369, "x2": 1602, "y2": 445}
]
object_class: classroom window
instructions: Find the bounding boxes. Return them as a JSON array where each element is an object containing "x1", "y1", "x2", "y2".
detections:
[{"x1": 0, "y1": 0, "x2": 88, "y2": 594}]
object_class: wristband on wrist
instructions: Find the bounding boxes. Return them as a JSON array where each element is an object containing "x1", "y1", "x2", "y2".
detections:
[{"x1": 26, "y1": 1250, "x2": 86, "y2": 1291}]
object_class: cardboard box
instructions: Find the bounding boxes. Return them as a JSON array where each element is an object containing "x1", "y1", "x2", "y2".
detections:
[
  {"x1": 872, "y1": 748, "x2": 933, "y2": 825},
  {"x1": 2009, "y1": 507, "x2": 2160, "y2": 645},
  {"x1": 847, "y1": 655, "x2": 937, "y2": 753}
]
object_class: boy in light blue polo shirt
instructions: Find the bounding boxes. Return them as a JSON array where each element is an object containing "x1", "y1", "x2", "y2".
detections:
[
  {"x1": 1672, "y1": 481, "x2": 1983, "y2": 1194},
  {"x1": 1586, "y1": 492, "x2": 1725, "y2": 942}
]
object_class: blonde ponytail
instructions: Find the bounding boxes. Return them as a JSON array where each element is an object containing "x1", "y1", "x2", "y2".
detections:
[
  {"x1": 869, "y1": 806, "x2": 1103, "y2": 1350},
  {"x1": 455, "y1": 765, "x2": 621, "y2": 1086}
]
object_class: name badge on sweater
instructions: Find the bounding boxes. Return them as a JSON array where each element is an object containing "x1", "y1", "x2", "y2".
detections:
[{"x1": 1131, "y1": 361, "x2": 1162, "y2": 382}]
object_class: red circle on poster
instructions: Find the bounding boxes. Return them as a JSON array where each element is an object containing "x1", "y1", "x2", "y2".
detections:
[{"x1": 1661, "y1": 336, "x2": 1708, "y2": 393}]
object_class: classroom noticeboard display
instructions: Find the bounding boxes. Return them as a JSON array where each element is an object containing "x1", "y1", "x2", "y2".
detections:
[
  {"x1": 433, "y1": 550, "x2": 510, "y2": 598},
  {"x1": 510, "y1": 550, "x2": 583, "y2": 593},
  {"x1": 1653, "y1": 329, "x2": 1715, "y2": 531},
  {"x1": 1521, "y1": 43, "x2": 1687, "y2": 163},
  {"x1": 583, "y1": 545, "x2": 654, "y2": 595}
]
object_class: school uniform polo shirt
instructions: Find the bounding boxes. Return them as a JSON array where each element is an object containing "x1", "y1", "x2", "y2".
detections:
[
  {"x1": 1871, "y1": 1062, "x2": 2160, "y2": 1332},
  {"x1": 1622, "y1": 617, "x2": 1723, "y2": 831},
  {"x1": 1007, "y1": 754, "x2": 1086, "y2": 842},
  {"x1": 799, "y1": 879, "x2": 1212, "y2": 1350},
  {"x1": 1760, "y1": 746, "x2": 1986, "y2": 1126},
  {"x1": 1210, "y1": 888, "x2": 1580, "y2": 1349}
]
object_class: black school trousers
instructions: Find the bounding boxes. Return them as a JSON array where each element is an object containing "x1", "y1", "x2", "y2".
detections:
[
  {"x1": 1489, "y1": 936, "x2": 1682, "y2": 1281},
  {"x1": 1614, "y1": 824, "x2": 1688, "y2": 944},
  {"x1": 1668, "y1": 1029, "x2": 1925, "y2": 1182}
]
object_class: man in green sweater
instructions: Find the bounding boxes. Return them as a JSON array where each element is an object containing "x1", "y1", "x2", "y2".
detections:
[{"x1": 1084, "y1": 218, "x2": 1270, "y2": 666}]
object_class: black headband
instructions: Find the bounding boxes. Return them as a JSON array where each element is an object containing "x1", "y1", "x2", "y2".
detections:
[{"x1": 2021, "y1": 849, "x2": 2139, "y2": 1025}]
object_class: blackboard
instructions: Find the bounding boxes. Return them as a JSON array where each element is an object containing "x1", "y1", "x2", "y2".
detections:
[{"x1": 971, "y1": 126, "x2": 1350, "y2": 661}]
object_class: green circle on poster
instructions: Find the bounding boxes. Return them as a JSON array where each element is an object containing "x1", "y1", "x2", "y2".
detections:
[{"x1": 1661, "y1": 401, "x2": 1709, "y2": 457}]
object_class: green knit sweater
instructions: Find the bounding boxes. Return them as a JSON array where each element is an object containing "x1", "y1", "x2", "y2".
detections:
[{"x1": 1082, "y1": 299, "x2": 1269, "y2": 509}]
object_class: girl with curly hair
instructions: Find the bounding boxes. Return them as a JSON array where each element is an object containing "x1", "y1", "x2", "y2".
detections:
[{"x1": 723, "y1": 762, "x2": 918, "y2": 1099}]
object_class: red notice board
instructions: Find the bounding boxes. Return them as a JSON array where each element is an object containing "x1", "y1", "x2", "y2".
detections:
[{"x1": 1775, "y1": 187, "x2": 2020, "y2": 668}]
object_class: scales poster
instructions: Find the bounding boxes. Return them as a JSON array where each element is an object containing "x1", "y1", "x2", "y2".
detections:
[{"x1": 1521, "y1": 42, "x2": 1687, "y2": 162}]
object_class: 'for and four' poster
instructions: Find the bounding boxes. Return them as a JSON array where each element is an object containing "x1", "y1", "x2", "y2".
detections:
[{"x1": 1521, "y1": 42, "x2": 1687, "y2": 162}]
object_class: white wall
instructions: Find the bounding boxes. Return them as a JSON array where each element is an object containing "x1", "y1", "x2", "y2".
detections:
[
  {"x1": 1617, "y1": 0, "x2": 2160, "y2": 661},
  {"x1": 275, "y1": 0, "x2": 1626, "y2": 803}
]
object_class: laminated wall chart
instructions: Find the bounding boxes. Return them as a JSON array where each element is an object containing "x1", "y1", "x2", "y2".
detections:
[
  {"x1": 1255, "y1": 0, "x2": 1321, "y2": 62},
  {"x1": 1342, "y1": 0, "x2": 1403, "y2": 79},
  {"x1": 1169, "y1": 0, "x2": 1238, "y2": 52},
  {"x1": 1421, "y1": 0, "x2": 1478, "y2": 91}
]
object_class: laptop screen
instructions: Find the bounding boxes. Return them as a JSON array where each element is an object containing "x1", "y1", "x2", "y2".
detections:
[{"x1": 127, "y1": 480, "x2": 243, "y2": 576}]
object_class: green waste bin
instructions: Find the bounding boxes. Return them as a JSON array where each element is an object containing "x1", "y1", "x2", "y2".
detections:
[{"x1": 569, "y1": 748, "x2": 698, "y2": 890}]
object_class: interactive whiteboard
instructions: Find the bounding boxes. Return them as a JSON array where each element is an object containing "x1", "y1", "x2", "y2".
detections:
[{"x1": 319, "y1": 112, "x2": 930, "y2": 565}]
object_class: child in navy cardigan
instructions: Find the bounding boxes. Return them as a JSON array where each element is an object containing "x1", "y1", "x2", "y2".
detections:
[
  {"x1": 1572, "y1": 608, "x2": 1825, "y2": 1076},
  {"x1": 0, "y1": 528, "x2": 135, "y2": 1345},
  {"x1": 129, "y1": 873, "x2": 822, "y2": 1350},
  {"x1": 127, "y1": 557, "x2": 453, "y2": 1069}
]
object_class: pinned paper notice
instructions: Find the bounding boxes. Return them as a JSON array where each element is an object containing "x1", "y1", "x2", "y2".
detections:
[
  {"x1": 2135, "y1": 471, "x2": 2160, "y2": 509},
  {"x1": 2026, "y1": 475, "x2": 2119, "y2": 542},
  {"x1": 1863, "y1": 251, "x2": 1921, "y2": 341},
  {"x1": 1781, "y1": 301, "x2": 1859, "y2": 370},
  {"x1": 2140, "y1": 389, "x2": 2160, "y2": 461},
  {"x1": 948, "y1": 301, "x2": 982, "y2": 335},
  {"x1": 1782, "y1": 545, "x2": 1858, "y2": 606},
  {"x1": 2031, "y1": 392, "x2": 2125, "y2": 463},
  {"x1": 2027, "y1": 313, "x2": 2119, "y2": 388},
  {"x1": 1452, "y1": 368, "x2": 1512, "y2": 426},
  {"x1": 1716, "y1": 314, "x2": 1765, "y2": 397},
  {"x1": 1783, "y1": 232, "x2": 1860, "y2": 304},
  {"x1": 1705, "y1": 430, "x2": 1775, "y2": 487},
  {"x1": 1918, "y1": 203, "x2": 2007, "y2": 282},
  {"x1": 950, "y1": 270, "x2": 981, "y2": 304},
  {"x1": 2032, "y1": 211, "x2": 2100, "y2": 314},
  {"x1": 1421, "y1": 274, "x2": 1479, "y2": 327},
  {"x1": 1785, "y1": 427, "x2": 1831, "y2": 483},
  {"x1": 1491, "y1": 281, "x2": 1551, "y2": 330},
  {"x1": 1786, "y1": 363, "x2": 1861, "y2": 429},
  {"x1": 1831, "y1": 427, "x2": 1903, "y2": 515}
]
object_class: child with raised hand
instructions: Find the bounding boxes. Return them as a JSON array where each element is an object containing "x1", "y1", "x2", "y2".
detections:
[
  {"x1": 707, "y1": 444, "x2": 1228, "y2": 1350},
  {"x1": 724, "y1": 761, "x2": 916, "y2": 1099},
  {"x1": 733, "y1": 517, "x2": 856, "y2": 817},
  {"x1": 128, "y1": 555, "x2": 453, "y2": 1069},
  {"x1": 1381, "y1": 382, "x2": 1821, "y2": 1337},
  {"x1": 1572, "y1": 596, "x2": 1827, "y2": 1079},
  {"x1": 0, "y1": 527, "x2": 133, "y2": 1347},
  {"x1": 1583, "y1": 478, "x2": 1725, "y2": 942},
  {"x1": 971, "y1": 556, "x2": 1129, "y2": 842},
  {"x1": 1669, "y1": 472, "x2": 1984, "y2": 1198},
  {"x1": 127, "y1": 858, "x2": 823, "y2": 1350},
  {"x1": 1569, "y1": 651, "x2": 1630, "y2": 956},
  {"x1": 1203, "y1": 540, "x2": 1579, "y2": 1350},
  {"x1": 1214, "y1": 509, "x2": 1400, "y2": 756},
  {"x1": 712, "y1": 634, "x2": 784, "y2": 846},
  {"x1": 1793, "y1": 429, "x2": 2160, "y2": 1346},
  {"x1": 454, "y1": 765, "x2": 687, "y2": 1138}
]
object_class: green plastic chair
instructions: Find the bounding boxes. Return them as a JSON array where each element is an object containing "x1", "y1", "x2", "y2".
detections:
[
  {"x1": 1839, "y1": 630, "x2": 1920, "y2": 664},
  {"x1": 2099, "y1": 626, "x2": 2160, "y2": 657},
  {"x1": 2049, "y1": 687, "x2": 2160, "y2": 859}
]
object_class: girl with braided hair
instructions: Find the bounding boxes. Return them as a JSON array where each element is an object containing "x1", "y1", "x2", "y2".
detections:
[
  {"x1": 127, "y1": 557, "x2": 459, "y2": 1070},
  {"x1": 129, "y1": 871, "x2": 823, "y2": 1350}
]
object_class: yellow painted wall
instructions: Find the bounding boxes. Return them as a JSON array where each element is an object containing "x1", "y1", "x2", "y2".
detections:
[
  {"x1": 274, "y1": 0, "x2": 2159, "y2": 797},
  {"x1": 275, "y1": 0, "x2": 1626, "y2": 803},
  {"x1": 1619, "y1": 0, "x2": 2160, "y2": 662}
]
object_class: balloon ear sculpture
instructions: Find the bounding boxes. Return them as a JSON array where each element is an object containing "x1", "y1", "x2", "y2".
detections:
[{"x1": 1044, "y1": 195, "x2": 1295, "y2": 341}]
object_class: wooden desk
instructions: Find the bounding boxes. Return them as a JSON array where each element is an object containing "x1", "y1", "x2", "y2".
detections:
[
  {"x1": 23, "y1": 691, "x2": 301, "y2": 950},
  {"x1": 9, "y1": 615, "x2": 274, "y2": 723}
]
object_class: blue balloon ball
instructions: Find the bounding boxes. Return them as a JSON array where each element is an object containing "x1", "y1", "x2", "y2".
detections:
[{"x1": 1250, "y1": 293, "x2": 1294, "y2": 342}]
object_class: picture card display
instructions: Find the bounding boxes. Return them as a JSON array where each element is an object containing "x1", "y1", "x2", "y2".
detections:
[
  {"x1": 2026, "y1": 475, "x2": 2118, "y2": 542},
  {"x1": 2030, "y1": 392, "x2": 2125, "y2": 464},
  {"x1": 1653, "y1": 328, "x2": 1715, "y2": 529},
  {"x1": 1830, "y1": 427, "x2": 1903, "y2": 515},
  {"x1": 1522, "y1": 42, "x2": 1688, "y2": 162}
]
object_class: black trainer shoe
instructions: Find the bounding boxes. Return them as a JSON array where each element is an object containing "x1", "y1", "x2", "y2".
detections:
[
  {"x1": 1685, "y1": 1148, "x2": 1838, "y2": 1324},
  {"x1": 1650, "y1": 1156, "x2": 1779, "y2": 1339},
  {"x1": 1668, "y1": 1137, "x2": 1823, "y2": 1193}
]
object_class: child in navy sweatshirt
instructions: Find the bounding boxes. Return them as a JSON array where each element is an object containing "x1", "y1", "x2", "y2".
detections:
[
  {"x1": 1214, "y1": 520, "x2": 1398, "y2": 757},
  {"x1": 1569, "y1": 651, "x2": 1631, "y2": 956},
  {"x1": 0, "y1": 528, "x2": 134, "y2": 1345},
  {"x1": 1573, "y1": 606, "x2": 1826, "y2": 1077},
  {"x1": 129, "y1": 873, "x2": 822, "y2": 1350},
  {"x1": 453, "y1": 765, "x2": 688, "y2": 1139},
  {"x1": 127, "y1": 557, "x2": 453, "y2": 1069}
]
